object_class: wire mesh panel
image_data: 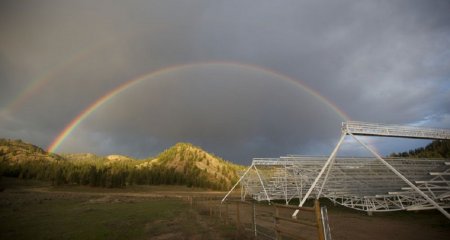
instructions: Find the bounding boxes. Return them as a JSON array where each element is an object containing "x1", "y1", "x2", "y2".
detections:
[{"x1": 239, "y1": 156, "x2": 449, "y2": 212}]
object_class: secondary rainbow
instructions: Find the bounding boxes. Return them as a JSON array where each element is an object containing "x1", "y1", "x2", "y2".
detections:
[
  {"x1": 47, "y1": 62, "x2": 350, "y2": 152},
  {"x1": 2, "y1": 42, "x2": 107, "y2": 114}
]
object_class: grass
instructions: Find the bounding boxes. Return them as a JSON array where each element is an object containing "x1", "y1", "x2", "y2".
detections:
[
  {"x1": 0, "y1": 177, "x2": 236, "y2": 239},
  {"x1": 0, "y1": 177, "x2": 51, "y2": 189},
  {"x1": 2, "y1": 178, "x2": 239, "y2": 240},
  {"x1": 1, "y1": 177, "x2": 449, "y2": 240},
  {"x1": 0, "y1": 176, "x2": 221, "y2": 193},
  {"x1": 0, "y1": 193, "x2": 189, "y2": 240}
]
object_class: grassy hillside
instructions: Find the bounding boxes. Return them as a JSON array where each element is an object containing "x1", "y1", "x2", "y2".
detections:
[
  {"x1": 141, "y1": 143, "x2": 243, "y2": 189},
  {"x1": 0, "y1": 139, "x2": 243, "y2": 190},
  {"x1": 0, "y1": 139, "x2": 63, "y2": 163}
]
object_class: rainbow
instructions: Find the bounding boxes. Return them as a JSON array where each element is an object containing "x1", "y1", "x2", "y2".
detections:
[
  {"x1": 2, "y1": 42, "x2": 108, "y2": 114},
  {"x1": 47, "y1": 62, "x2": 350, "y2": 152}
]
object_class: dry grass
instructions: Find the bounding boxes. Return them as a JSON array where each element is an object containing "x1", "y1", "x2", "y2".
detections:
[
  {"x1": 0, "y1": 178, "x2": 235, "y2": 240},
  {"x1": 2, "y1": 178, "x2": 449, "y2": 240}
]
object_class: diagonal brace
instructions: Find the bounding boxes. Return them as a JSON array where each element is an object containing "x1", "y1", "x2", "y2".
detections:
[
  {"x1": 293, "y1": 132, "x2": 347, "y2": 218},
  {"x1": 349, "y1": 132, "x2": 450, "y2": 219}
]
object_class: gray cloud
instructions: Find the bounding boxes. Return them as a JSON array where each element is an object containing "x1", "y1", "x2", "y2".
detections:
[{"x1": 1, "y1": 0, "x2": 449, "y2": 164}]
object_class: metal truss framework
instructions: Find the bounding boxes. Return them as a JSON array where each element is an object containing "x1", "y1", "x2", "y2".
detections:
[
  {"x1": 343, "y1": 121, "x2": 450, "y2": 140},
  {"x1": 222, "y1": 121, "x2": 450, "y2": 219}
]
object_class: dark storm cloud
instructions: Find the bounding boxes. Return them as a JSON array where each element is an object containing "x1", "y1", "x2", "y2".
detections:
[
  {"x1": 1, "y1": 0, "x2": 449, "y2": 164},
  {"x1": 190, "y1": 0, "x2": 450, "y2": 122}
]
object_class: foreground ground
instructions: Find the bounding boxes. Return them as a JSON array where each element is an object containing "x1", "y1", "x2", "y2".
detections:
[
  {"x1": 326, "y1": 202, "x2": 449, "y2": 240},
  {"x1": 0, "y1": 178, "x2": 236, "y2": 240},
  {"x1": 0, "y1": 178, "x2": 449, "y2": 240}
]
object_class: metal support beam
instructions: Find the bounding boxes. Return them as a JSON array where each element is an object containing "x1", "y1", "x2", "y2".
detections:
[
  {"x1": 254, "y1": 164, "x2": 271, "y2": 203},
  {"x1": 293, "y1": 132, "x2": 347, "y2": 218},
  {"x1": 343, "y1": 121, "x2": 450, "y2": 139},
  {"x1": 317, "y1": 153, "x2": 337, "y2": 198},
  {"x1": 222, "y1": 164, "x2": 254, "y2": 203}
]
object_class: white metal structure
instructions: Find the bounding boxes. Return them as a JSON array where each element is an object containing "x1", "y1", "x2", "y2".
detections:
[
  {"x1": 222, "y1": 121, "x2": 450, "y2": 219},
  {"x1": 343, "y1": 121, "x2": 450, "y2": 139}
]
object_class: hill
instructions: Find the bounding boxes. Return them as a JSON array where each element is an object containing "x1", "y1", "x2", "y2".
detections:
[
  {"x1": 62, "y1": 153, "x2": 134, "y2": 163},
  {"x1": 139, "y1": 143, "x2": 243, "y2": 189},
  {"x1": 61, "y1": 153, "x2": 103, "y2": 161},
  {"x1": 0, "y1": 139, "x2": 243, "y2": 190},
  {"x1": 106, "y1": 154, "x2": 134, "y2": 162},
  {"x1": 0, "y1": 139, "x2": 63, "y2": 163},
  {"x1": 390, "y1": 140, "x2": 450, "y2": 158}
]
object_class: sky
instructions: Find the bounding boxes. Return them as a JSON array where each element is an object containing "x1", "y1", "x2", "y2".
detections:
[{"x1": 1, "y1": 0, "x2": 449, "y2": 165}]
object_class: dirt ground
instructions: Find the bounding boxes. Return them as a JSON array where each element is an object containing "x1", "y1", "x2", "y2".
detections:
[
  {"x1": 0, "y1": 179, "x2": 237, "y2": 240},
  {"x1": 328, "y1": 209, "x2": 449, "y2": 240},
  {"x1": 1, "y1": 179, "x2": 449, "y2": 240},
  {"x1": 219, "y1": 199, "x2": 449, "y2": 240}
]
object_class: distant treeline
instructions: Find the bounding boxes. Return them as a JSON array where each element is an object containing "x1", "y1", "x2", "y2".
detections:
[
  {"x1": 0, "y1": 160, "x2": 230, "y2": 190},
  {"x1": 390, "y1": 140, "x2": 450, "y2": 158}
]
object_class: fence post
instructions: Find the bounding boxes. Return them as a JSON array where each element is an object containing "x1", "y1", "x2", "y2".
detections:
[
  {"x1": 252, "y1": 202, "x2": 257, "y2": 238},
  {"x1": 321, "y1": 206, "x2": 332, "y2": 240},
  {"x1": 236, "y1": 202, "x2": 241, "y2": 230},
  {"x1": 219, "y1": 202, "x2": 222, "y2": 220},
  {"x1": 315, "y1": 200, "x2": 325, "y2": 240},
  {"x1": 274, "y1": 205, "x2": 281, "y2": 240},
  {"x1": 209, "y1": 197, "x2": 213, "y2": 216},
  {"x1": 225, "y1": 202, "x2": 229, "y2": 224}
]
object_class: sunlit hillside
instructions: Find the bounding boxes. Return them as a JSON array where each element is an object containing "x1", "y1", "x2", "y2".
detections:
[
  {"x1": 0, "y1": 139, "x2": 244, "y2": 190},
  {"x1": 139, "y1": 143, "x2": 244, "y2": 189},
  {"x1": 0, "y1": 139, "x2": 63, "y2": 163}
]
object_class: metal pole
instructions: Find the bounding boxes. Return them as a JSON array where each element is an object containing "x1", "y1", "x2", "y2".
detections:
[
  {"x1": 253, "y1": 165, "x2": 270, "y2": 204},
  {"x1": 252, "y1": 202, "x2": 257, "y2": 238},
  {"x1": 222, "y1": 164, "x2": 254, "y2": 203},
  {"x1": 321, "y1": 206, "x2": 332, "y2": 240},
  {"x1": 317, "y1": 154, "x2": 336, "y2": 198},
  {"x1": 293, "y1": 133, "x2": 346, "y2": 218},
  {"x1": 293, "y1": 170, "x2": 302, "y2": 203},
  {"x1": 284, "y1": 160, "x2": 288, "y2": 204},
  {"x1": 254, "y1": 164, "x2": 271, "y2": 203},
  {"x1": 349, "y1": 132, "x2": 450, "y2": 219}
]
